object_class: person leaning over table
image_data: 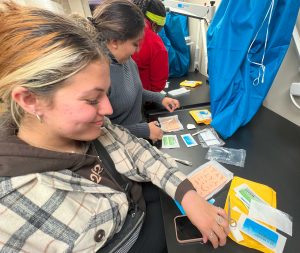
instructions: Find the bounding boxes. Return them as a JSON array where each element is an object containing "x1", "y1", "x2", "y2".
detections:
[
  {"x1": 131, "y1": 0, "x2": 169, "y2": 92},
  {"x1": 91, "y1": 0, "x2": 179, "y2": 143},
  {"x1": 0, "y1": 2, "x2": 229, "y2": 253}
]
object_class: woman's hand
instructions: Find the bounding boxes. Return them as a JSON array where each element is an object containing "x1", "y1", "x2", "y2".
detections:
[
  {"x1": 181, "y1": 190, "x2": 229, "y2": 248},
  {"x1": 161, "y1": 97, "x2": 180, "y2": 112},
  {"x1": 148, "y1": 121, "x2": 163, "y2": 141}
]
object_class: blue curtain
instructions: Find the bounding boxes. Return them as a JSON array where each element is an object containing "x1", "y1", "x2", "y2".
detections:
[
  {"x1": 207, "y1": 0, "x2": 300, "y2": 139},
  {"x1": 159, "y1": 13, "x2": 190, "y2": 77}
]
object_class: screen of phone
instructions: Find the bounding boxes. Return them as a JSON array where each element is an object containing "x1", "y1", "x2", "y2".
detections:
[{"x1": 175, "y1": 215, "x2": 202, "y2": 241}]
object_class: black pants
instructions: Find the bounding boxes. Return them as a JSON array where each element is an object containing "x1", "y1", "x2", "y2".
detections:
[{"x1": 128, "y1": 182, "x2": 168, "y2": 253}]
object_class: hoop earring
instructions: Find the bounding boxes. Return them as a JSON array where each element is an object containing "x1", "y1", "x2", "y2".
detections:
[{"x1": 35, "y1": 114, "x2": 43, "y2": 123}]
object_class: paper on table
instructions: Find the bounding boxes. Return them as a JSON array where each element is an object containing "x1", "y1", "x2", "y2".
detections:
[
  {"x1": 162, "y1": 135, "x2": 180, "y2": 149},
  {"x1": 199, "y1": 130, "x2": 221, "y2": 146},
  {"x1": 181, "y1": 133, "x2": 198, "y2": 147},
  {"x1": 168, "y1": 87, "x2": 190, "y2": 96},
  {"x1": 237, "y1": 214, "x2": 287, "y2": 253},
  {"x1": 248, "y1": 200, "x2": 293, "y2": 236}
]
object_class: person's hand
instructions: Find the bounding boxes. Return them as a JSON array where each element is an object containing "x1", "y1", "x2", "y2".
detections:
[
  {"x1": 161, "y1": 97, "x2": 180, "y2": 112},
  {"x1": 148, "y1": 121, "x2": 163, "y2": 141},
  {"x1": 181, "y1": 190, "x2": 229, "y2": 248}
]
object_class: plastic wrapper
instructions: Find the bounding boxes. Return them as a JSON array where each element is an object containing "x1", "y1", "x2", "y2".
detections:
[
  {"x1": 158, "y1": 115, "x2": 184, "y2": 132},
  {"x1": 195, "y1": 127, "x2": 225, "y2": 147},
  {"x1": 206, "y1": 147, "x2": 246, "y2": 167}
]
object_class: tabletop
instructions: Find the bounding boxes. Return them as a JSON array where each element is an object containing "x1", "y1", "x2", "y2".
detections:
[
  {"x1": 152, "y1": 106, "x2": 300, "y2": 253},
  {"x1": 144, "y1": 72, "x2": 210, "y2": 117}
]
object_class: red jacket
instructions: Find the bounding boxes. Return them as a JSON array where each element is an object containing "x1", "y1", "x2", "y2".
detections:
[{"x1": 132, "y1": 20, "x2": 168, "y2": 92}]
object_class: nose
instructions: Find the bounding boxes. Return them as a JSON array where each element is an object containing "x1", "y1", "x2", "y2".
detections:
[{"x1": 98, "y1": 95, "x2": 113, "y2": 116}]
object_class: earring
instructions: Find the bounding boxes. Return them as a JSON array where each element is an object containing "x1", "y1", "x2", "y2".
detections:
[{"x1": 35, "y1": 114, "x2": 43, "y2": 123}]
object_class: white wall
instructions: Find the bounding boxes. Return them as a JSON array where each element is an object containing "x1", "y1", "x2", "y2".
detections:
[
  {"x1": 13, "y1": 0, "x2": 65, "y2": 13},
  {"x1": 66, "y1": 0, "x2": 91, "y2": 17},
  {"x1": 6, "y1": 0, "x2": 91, "y2": 16},
  {"x1": 264, "y1": 13, "x2": 300, "y2": 126},
  {"x1": 186, "y1": 0, "x2": 221, "y2": 75}
]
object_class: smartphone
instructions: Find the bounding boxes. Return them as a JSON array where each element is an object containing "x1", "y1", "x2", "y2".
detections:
[{"x1": 174, "y1": 215, "x2": 203, "y2": 244}]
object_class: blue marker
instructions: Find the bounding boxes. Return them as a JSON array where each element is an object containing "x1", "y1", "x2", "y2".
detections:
[
  {"x1": 174, "y1": 198, "x2": 215, "y2": 215},
  {"x1": 174, "y1": 200, "x2": 185, "y2": 215}
]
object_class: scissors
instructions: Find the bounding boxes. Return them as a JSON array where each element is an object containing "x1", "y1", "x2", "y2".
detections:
[{"x1": 228, "y1": 196, "x2": 237, "y2": 228}]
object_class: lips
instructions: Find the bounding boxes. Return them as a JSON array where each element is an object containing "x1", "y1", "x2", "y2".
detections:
[{"x1": 94, "y1": 120, "x2": 103, "y2": 126}]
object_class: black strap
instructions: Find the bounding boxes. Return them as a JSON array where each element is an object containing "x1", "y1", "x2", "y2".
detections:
[{"x1": 92, "y1": 140, "x2": 131, "y2": 194}]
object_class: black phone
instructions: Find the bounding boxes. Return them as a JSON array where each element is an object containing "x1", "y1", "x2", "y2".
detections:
[{"x1": 174, "y1": 215, "x2": 203, "y2": 244}]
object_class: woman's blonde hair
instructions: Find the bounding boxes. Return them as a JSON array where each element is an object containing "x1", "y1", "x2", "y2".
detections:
[{"x1": 0, "y1": 1, "x2": 108, "y2": 126}]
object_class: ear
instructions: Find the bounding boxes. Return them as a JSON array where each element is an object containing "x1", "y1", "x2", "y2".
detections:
[
  {"x1": 11, "y1": 87, "x2": 40, "y2": 115},
  {"x1": 107, "y1": 39, "x2": 119, "y2": 50},
  {"x1": 151, "y1": 23, "x2": 162, "y2": 33},
  {"x1": 151, "y1": 22, "x2": 157, "y2": 32}
]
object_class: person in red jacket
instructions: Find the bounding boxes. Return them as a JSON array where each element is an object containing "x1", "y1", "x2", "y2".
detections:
[{"x1": 132, "y1": 0, "x2": 168, "y2": 92}]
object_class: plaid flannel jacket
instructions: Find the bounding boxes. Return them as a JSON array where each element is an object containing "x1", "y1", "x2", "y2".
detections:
[{"x1": 0, "y1": 120, "x2": 187, "y2": 252}]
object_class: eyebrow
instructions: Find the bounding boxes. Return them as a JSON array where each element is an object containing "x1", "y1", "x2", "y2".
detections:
[{"x1": 80, "y1": 87, "x2": 106, "y2": 97}]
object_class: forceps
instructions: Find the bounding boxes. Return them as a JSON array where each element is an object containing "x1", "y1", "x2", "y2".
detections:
[{"x1": 228, "y1": 196, "x2": 237, "y2": 228}]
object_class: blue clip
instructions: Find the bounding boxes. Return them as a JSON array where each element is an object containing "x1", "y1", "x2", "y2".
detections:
[{"x1": 208, "y1": 198, "x2": 215, "y2": 205}]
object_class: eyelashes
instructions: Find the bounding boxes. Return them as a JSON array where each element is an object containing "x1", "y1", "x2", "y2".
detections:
[{"x1": 86, "y1": 99, "x2": 99, "y2": 105}]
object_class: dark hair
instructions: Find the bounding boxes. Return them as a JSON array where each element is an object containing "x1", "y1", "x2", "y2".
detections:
[
  {"x1": 132, "y1": 0, "x2": 166, "y2": 18},
  {"x1": 92, "y1": 0, "x2": 145, "y2": 42}
]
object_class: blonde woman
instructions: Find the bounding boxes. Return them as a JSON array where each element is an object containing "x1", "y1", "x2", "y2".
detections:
[{"x1": 0, "y1": 1, "x2": 229, "y2": 253}]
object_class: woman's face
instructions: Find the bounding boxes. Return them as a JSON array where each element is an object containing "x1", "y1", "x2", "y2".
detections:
[
  {"x1": 39, "y1": 61, "x2": 113, "y2": 142},
  {"x1": 108, "y1": 32, "x2": 144, "y2": 63}
]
